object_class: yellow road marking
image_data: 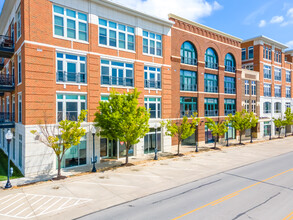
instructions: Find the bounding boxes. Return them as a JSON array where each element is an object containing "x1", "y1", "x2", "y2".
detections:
[
  {"x1": 283, "y1": 211, "x2": 293, "y2": 220},
  {"x1": 173, "y1": 168, "x2": 293, "y2": 220}
]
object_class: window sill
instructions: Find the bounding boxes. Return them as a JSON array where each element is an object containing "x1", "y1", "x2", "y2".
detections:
[
  {"x1": 56, "y1": 82, "x2": 88, "y2": 86},
  {"x1": 53, "y1": 35, "x2": 89, "y2": 45},
  {"x1": 224, "y1": 71, "x2": 236, "y2": 74},
  {"x1": 142, "y1": 53, "x2": 163, "y2": 59},
  {"x1": 144, "y1": 88, "x2": 162, "y2": 91},
  {"x1": 98, "y1": 44, "x2": 136, "y2": 54},
  {"x1": 100, "y1": 85, "x2": 135, "y2": 89},
  {"x1": 205, "y1": 67, "x2": 218, "y2": 71},
  {"x1": 180, "y1": 63, "x2": 197, "y2": 67},
  {"x1": 180, "y1": 90, "x2": 197, "y2": 93}
]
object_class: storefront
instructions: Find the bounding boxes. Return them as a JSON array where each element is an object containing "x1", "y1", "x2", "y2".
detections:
[
  {"x1": 144, "y1": 128, "x2": 161, "y2": 154},
  {"x1": 100, "y1": 138, "x2": 134, "y2": 159},
  {"x1": 264, "y1": 121, "x2": 271, "y2": 136},
  {"x1": 205, "y1": 124, "x2": 214, "y2": 143}
]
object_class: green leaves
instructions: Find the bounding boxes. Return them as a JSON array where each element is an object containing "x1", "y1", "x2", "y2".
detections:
[{"x1": 205, "y1": 118, "x2": 229, "y2": 137}]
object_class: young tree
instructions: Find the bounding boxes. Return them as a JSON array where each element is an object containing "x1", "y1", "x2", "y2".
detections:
[
  {"x1": 161, "y1": 114, "x2": 200, "y2": 155},
  {"x1": 246, "y1": 112, "x2": 259, "y2": 143},
  {"x1": 94, "y1": 89, "x2": 150, "y2": 164},
  {"x1": 228, "y1": 110, "x2": 251, "y2": 145},
  {"x1": 205, "y1": 118, "x2": 229, "y2": 149},
  {"x1": 31, "y1": 110, "x2": 87, "y2": 178},
  {"x1": 284, "y1": 108, "x2": 293, "y2": 137},
  {"x1": 273, "y1": 117, "x2": 285, "y2": 138}
]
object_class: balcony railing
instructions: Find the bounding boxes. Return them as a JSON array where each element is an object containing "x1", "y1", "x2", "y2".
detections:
[
  {"x1": 144, "y1": 79, "x2": 161, "y2": 89},
  {"x1": 225, "y1": 109, "x2": 236, "y2": 116},
  {"x1": 224, "y1": 87, "x2": 236, "y2": 94},
  {"x1": 180, "y1": 83, "x2": 197, "y2": 91},
  {"x1": 0, "y1": 35, "x2": 14, "y2": 58},
  {"x1": 181, "y1": 57, "x2": 197, "y2": 66},
  {"x1": 205, "y1": 86, "x2": 218, "y2": 93},
  {"x1": 225, "y1": 66, "x2": 236, "y2": 73},
  {"x1": 57, "y1": 72, "x2": 86, "y2": 84},
  {"x1": 205, "y1": 110, "x2": 218, "y2": 117},
  {"x1": 0, "y1": 112, "x2": 15, "y2": 128},
  {"x1": 101, "y1": 76, "x2": 134, "y2": 87},
  {"x1": 205, "y1": 61, "x2": 218, "y2": 69},
  {"x1": 0, "y1": 58, "x2": 4, "y2": 69},
  {"x1": 181, "y1": 110, "x2": 197, "y2": 118},
  {"x1": 0, "y1": 74, "x2": 15, "y2": 91}
]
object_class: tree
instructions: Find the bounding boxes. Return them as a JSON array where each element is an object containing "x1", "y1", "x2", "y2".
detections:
[
  {"x1": 273, "y1": 117, "x2": 286, "y2": 138},
  {"x1": 205, "y1": 118, "x2": 229, "y2": 149},
  {"x1": 31, "y1": 110, "x2": 87, "y2": 178},
  {"x1": 284, "y1": 108, "x2": 293, "y2": 137},
  {"x1": 228, "y1": 110, "x2": 251, "y2": 145},
  {"x1": 161, "y1": 114, "x2": 200, "y2": 155},
  {"x1": 246, "y1": 112, "x2": 259, "y2": 142},
  {"x1": 94, "y1": 89, "x2": 150, "y2": 164}
]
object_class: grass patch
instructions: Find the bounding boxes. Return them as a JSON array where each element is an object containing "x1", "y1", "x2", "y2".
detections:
[{"x1": 0, "y1": 149, "x2": 23, "y2": 181}]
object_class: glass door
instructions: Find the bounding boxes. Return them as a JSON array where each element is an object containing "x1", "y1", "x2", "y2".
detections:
[{"x1": 205, "y1": 124, "x2": 214, "y2": 143}]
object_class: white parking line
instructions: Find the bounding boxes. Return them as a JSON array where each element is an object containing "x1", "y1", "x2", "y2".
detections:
[
  {"x1": 0, "y1": 193, "x2": 20, "y2": 204},
  {"x1": 0, "y1": 195, "x2": 24, "y2": 212},
  {"x1": 38, "y1": 198, "x2": 63, "y2": 215},
  {"x1": 74, "y1": 181, "x2": 139, "y2": 188}
]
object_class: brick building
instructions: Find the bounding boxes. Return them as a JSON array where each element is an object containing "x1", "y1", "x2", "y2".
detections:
[
  {"x1": 242, "y1": 36, "x2": 293, "y2": 138},
  {"x1": 168, "y1": 14, "x2": 242, "y2": 146},
  {"x1": 0, "y1": 0, "x2": 173, "y2": 176}
]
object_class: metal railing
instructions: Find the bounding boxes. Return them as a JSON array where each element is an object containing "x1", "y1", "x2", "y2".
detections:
[
  {"x1": 225, "y1": 66, "x2": 236, "y2": 73},
  {"x1": 181, "y1": 57, "x2": 197, "y2": 65},
  {"x1": 205, "y1": 86, "x2": 218, "y2": 93},
  {"x1": 180, "y1": 83, "x2": 197, "y2": 91},
  {"x1": 205, "y1": 61, "x2": 218, "y2": 69},
  {"x1": 0, "y1": 112, "x2": 15, "y2": 123},
  {"x1": 0, "y1": 74, "x2": 14, "y2": 86},
  {"x1": 180, "y1": 110, "x2": 197, "y2": 118},
  {"x1": 144, "y1": 79, "x2": 161, "y2": 89},
  {"x1": 101, "y1": 76, "x2": 134, "y2": 87},
  {"x1": 205, "y1": 110, "x2": 218, "y2": 117},
  {"x1": 225, "y1": 109, "x2": 236, "y2": 116},
  {"x1": 57, "y1": 72, "x2": 86, "y2": 83},
  {"x1": 0, "y1": 35, "x2": 14, "y2": 51},
  {"x1": 224, "y1": 87, "x2": 236, "y2": 94}
]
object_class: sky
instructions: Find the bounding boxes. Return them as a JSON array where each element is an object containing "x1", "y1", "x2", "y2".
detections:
[{"x1": 0, "y1": 0, "x2": 292, "y2": 48}]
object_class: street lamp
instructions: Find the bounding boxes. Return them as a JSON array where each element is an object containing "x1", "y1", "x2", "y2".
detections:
[
  {"x1": 91, "y1": 126, "x2": 97, "y2": 172},
  {"x1": 226, "y1": 125, "x2": 229, "y2": 147},
  {"x1": 269, "y1": 120, "x2": 272, "y2": 140},
  {"x1": 195, "y1": 129, "x2": 198, "y2": 152},
  {"x1": 250, "y1": 119, "x2": 253, "y2": 143},
  {"x1": 5, "y1": 129, "x2": 13, "y2": 189},
  {"x1": 154, "y1": 123, "x2": 158, "y2": 160}
]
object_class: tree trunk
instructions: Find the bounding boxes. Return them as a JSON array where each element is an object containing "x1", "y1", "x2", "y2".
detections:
[
  {"x1": 177, "y1": 140, "x2": 180, "y2": 155},
  {"x1": 57, "y1": 157, "x2": 61, "y2": 178},
  {"x1": 285, "y1": 127, "x2": 287, "y2": 137},
  {"x1": 214, "y1": 136, "x2": 216, "y2": 149},
  {"x1": 239, "y1": 131, "x2": 242, "y2": 144},
  {"x1": 125, "y1": 144, "x2": 129, "y2": 164},
  {"x1": 279, "y1": 128, "x2": 281, "y2": 138}
]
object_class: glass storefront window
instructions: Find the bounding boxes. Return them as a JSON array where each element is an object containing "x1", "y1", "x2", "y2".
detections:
[
  {"x1": 144, "y1": 128, "x2": 161, "y2": 154},
  {"x1": 182, "y1": 132, "x2": 196, "y2": 145},
  {"x1": 119, "y1": 142, "x2": 134, "y2": 158}
]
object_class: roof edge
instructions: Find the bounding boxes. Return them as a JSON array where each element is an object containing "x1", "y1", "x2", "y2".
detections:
[{"x1": 242, "y1": 35, "x2": 288, "y2": 49}]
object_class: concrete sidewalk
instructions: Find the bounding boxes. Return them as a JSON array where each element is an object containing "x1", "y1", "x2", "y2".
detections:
[{"x1": 0, "y1": 137, "x2": 292, "y2": 220}]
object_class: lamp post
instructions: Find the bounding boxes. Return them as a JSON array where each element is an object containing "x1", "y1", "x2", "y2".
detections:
[
  {"x1": 250, "y1": 119, "x2": 253, "y2": 143},
  {"x1": 195, "y1": 129, "x2": 198, "y2": 152},
  {"x1": 269, "y1": 120, "x2": 272, "y2": 140},
  {"x1": 226, "y1": 126, "x2": 229, "y2": 147},
  {"x1": 154, "y1": 124, "x2": 158, "y2": 160},
  {"x1": 91, "y1": 126, "x2": 97, "y2": 172},
  {"x1": 5, "y1": 129, "x2": 13, "y2": 189}
]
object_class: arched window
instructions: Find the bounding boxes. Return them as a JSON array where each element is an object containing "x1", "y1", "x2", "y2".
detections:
[
  {"x1": 225, "y1": 53, "x2": 236, "y2": 72},
  {"x1": 205, "y1": 48, "x2": 218, "y2": 69},
  {"x1": 263, "y1": 102, "x2": 271, "y2": 114},
  {"x1": 180, "y1": 41, "x2": 197, "y2": 65},
  {"x1": 274, "y1": 102, "x2": 282, "y2": 113}
]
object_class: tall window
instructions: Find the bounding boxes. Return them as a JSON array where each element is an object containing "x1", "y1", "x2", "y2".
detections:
[
  {"x1": 143, "y1": 30, "x2": 162, "y2": 56},
  {"x1": 263, "y1": 46, "x2": 271, "y2": 60},
  {"x1": 180, "y1": 70, "x2": 197, "y2": 91},
  {"x1": 251, "y1": 81, "x2": 256, "y2": 95},
  {"x1": 274, "y1": 68, "x2": 281, "y2": 81},
  {"x1": 244, "y1": 100, "x2": 249, "y2": 112},
  {"x1": 286, "y1": 70, "x2": 291, "y2": 82},
  {"x1": 205, "y1": 48, "x2": 218, "y2": 69},
  {"x1": 18, "y1": 134, "x2": 22, "y2": 167},
  {"x1": 18, "y1": 93, "x2": 22, "y2": 123},
  {"x1": 56, "y1": 53, "x2": 86, "y2": 83},
  {"x1": 180, "y1": 97, "x2": 197, "y2": 117},
  {"x1": 275, "y1": 85, "x2": 281, "y2": 97},
  {"x1": 12, "y1": 60, "x2": 15, "y2": 85},
  {"x1": 145, "y1": 97, "x2": 161, "y2": 118},
  {"x1": 263, "y1": 102, "x2": 271, "y2": 114},
  {"x1": 274, "y1": 102, "x2": 282, "y2": 113},
  {"x1": 101, "y1": 60, "x2": 134, "y2": 87},
  {"x1": 6, "y1": 96, "x2": 9, "y2": 113},
  {"x1": 286, "y1": 87, "x2": 291, "y2": 98},
  {"x1": 263, "y1": 65, "x2": 271, "y2": 79},
  {"x1": 242, "y1": 48, "x2": 246, "y2": 60},
  {"x1": 144, "y1": 66, "x2": 161, "y2": 89},
  {"x1": 224, "y1": 99, "x2": 236, "y2": 116},
  {"x1": 224, "y1": 76, "x2": 236, "y2": 94},
  {"x1": 248, "y1": 46, "x2": 254, "y2": 59},
  {"x1": 274, "y1": 50, "x2": 282, "y2": 63},
  {"x1": 53, "y1": 5, "x2": 88, "y2": 41},
  {"x1": 204, "y1": 98, "x2": 218, "y2": 116},
  {"x1": 264, "y1": 84, "x2": 271, "y2": 97},
  {"x1": 18, "y1": 53, "x2": 21, "y2": 84},
  {"x1": 251, "y1": 100, "x2": 256, "y2": 113},
  {"x1": 99, "y1": 18, "x2": 135, "y2": 51},
  {"x1": 12, "y1": 95, "x2": 15, "y2": 116},
  {"x1": 225, "y1": 53, "x2": 236, "y2": 72},
  {"x1": 245, "y1": 80, "x2": 249, "y2": 95},
  {"x1": 181, "y1": 42, "x2": 197, "y2": 65},
  {"x1": 57, "y1": 94, "x2": 86, "y2": 122},
  {"x1": 204, "y1": 73, "x2": 218, "y2": 93},
  {"x1": 16, "y1": 7, "x2": 21, "y2": 40}
]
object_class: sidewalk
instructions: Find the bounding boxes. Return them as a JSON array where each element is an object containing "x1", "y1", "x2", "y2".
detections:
[{"x1": 0, "y1": 136, "x2": 292, "y2": 220}]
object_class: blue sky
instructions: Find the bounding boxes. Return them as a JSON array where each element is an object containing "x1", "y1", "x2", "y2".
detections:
[{"x1": 1, "y1": 0, "x2": 293, "y2": 48}]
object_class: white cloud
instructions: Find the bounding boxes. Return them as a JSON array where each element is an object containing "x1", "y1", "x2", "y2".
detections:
[
  {"x1": 287, "y1": 8, "x2": 293, "y2": 18},
  {"x1": 259, "y1": 20, "x2": 267, "y2": 27},
  {"x1": 286, "y1": 40, "x2": 293, "y2": 49},
  {"x1": 270, "y1": 16, "x2": 284, "y2": 23},
  {"x1": 111, "y1": 0, "x2": 223, "y2": 21}
]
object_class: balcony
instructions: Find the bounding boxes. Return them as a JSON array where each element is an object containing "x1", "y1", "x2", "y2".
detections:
[
  {"x1": 0, "y1": 58, "x2": 4, "y2": 70},
  {"x1": 180, "y1": 110, "x2": 197, "y2": 118},
  {"x1": 57, "y1": 72, "x2": 86, "y2": 84},
  {"x1": 181, "y1": 57, "x2": 197, "y2": 66},
  {"x1": 101, "y1": 76, "x2": 134, "y2": 87},
  {"x1": 225, "y1": 109, "x2": 236, "y2": 116},
  {"x1": 224, "y1": 87, "x2": 236, "y2": 94},
  {"x1": 0, "y1": 74, "x2": 15, "y2": 92},
  {"x1": 144, "y1": 79, "x2": 161, "y2": 89},
  {"x1": 0, "y1": 35, "x2": 14, "y2": 58},
  {"x1": 205, "y1": 61, "x2": 218, "y2": 69},
  {"x1": 225, "y1": 66, "x2": 236, "y2": 73},
  {"x1": 180, "y1": 83, "x2": 197, "y2": 92},
  {"x1": 205, "y1": 86, "x2": 218, "y2": 93},
  {"x1": 0, "y1": 112, "x2": 15, "y2": 128},
  {"x1": 205, "y1": 110, "x2": 218, "y2": 117}
]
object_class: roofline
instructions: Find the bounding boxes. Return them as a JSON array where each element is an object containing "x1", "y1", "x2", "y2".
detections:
[
  {"x1": 242, "y1": 35, "x2": 288, "y2": 49},
  {"x1": 96, "y1": 0, "x2": 174, "y2": 27},
  {"x1": 168, "y1": 13, "x2": 242, "y2": 42},
  {"x1": 0, "y1": 0, "x2": 16, "y2": 35}
]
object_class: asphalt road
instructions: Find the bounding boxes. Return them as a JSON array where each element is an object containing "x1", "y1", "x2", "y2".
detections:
[{"x1": 78, "y1": 151, "x2": 293, "y2": 220}]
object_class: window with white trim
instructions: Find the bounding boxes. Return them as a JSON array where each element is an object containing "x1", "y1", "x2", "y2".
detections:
[
  {"x1": 16, "y1": 7, "x2": 21, "y2": 40},
  {"x1": 18, "y1": 53, "x2": 21, "y2": 84},
  {"x1": 274, "y1": 68, "x2": 281, "y2": 81},
  {"x1": 245, "y1": 80, "x2": 249, "y2": 95},
  {"x1": 144, "y1": 66, "x2": 161, "y2": 89},
  {"x1": 248, "y1": 46, "x2": 254, "y2": 59},
  {"x1": 274, "y1": 50, "x2": 282, "y2": 63},
  {"x1": 285, "y1": 102, "x2": 291, "y2": 111},
  {"x1": 275, "y1": 85, "x2": 281, "y2": 97},
  {"x1": 263, "y1": 65, "x2": 271, "y2": 79},
  {"x1": 263, "y1": 46, "x2": 271, "y2": 60},
  {"x1": 241, "y1": 48, "x2": 246, "y2": 60},
  {"x1": 57, "y1": 94, "x2": 86, "y2": 122},
  {"x1": 251, "y1": 100, "x2": 256, "y2": 113},
  {"x1": 286, "y1": 70, "x2": 291, "y2": 82},
  {"x1": 145, "y1": 97, "x2": 161, "y2": 118},
  {"x1": 244, "y1": 100, "x2": 249, "y2": 112},
  {"x1": 264, "y1": 84, "x2": 271, "y2": 97},
  {"x1": 143, "y1": 31, "x2": 162, "y2": 56},
  {"x1": 251, "y1": 81, "x2": 256, "y2": 95},
  {"x1": 263, "y1": 102, "x2": 271, "y2": 114},
  {"x1": 286, "y1": 86, "x2": 291, "y2": 98},
  {"x1": 53, "y1": 5, "x2": 88, "y2": 41},
  {"x1": 98, "y1": 18, "x2": 135, "y2": 51},
  {"x1": 18, "y1": 93, "x2": 22, "y2": 123}
]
